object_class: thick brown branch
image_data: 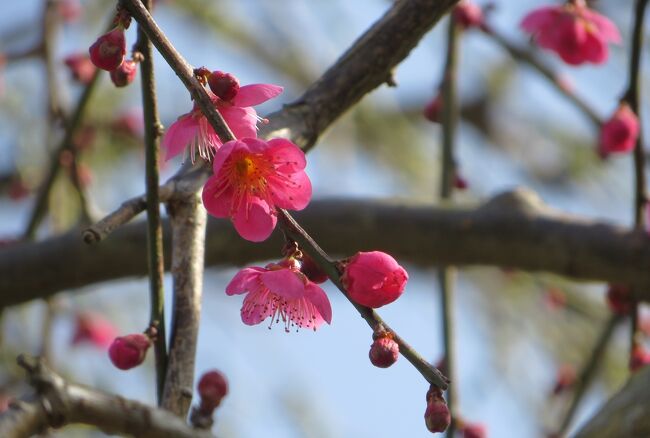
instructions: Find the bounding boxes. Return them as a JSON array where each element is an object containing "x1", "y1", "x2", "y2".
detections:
[
  {"x1": 574, "y1": 365, "x2": 650, "y2": 438},
  {"x1": 0, "y1": 355, "x2": 214, "y2": 438},
  {"x1": 3, "y1": 190, "x2": 650, "y2": 305}
]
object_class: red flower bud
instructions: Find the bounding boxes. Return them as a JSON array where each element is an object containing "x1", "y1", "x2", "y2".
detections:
[
  {"x1": 89, "y1": 28, "x2": 126, "y2": 71},
  {"x1": 300, "y1": 253, "x2": 328, "y2": 284},
  {"x1": 630, "y1": 344, "x2": 650, "y2": 372},
  {"x1": 461, "y1": 422, "x2": 487, "y2": 438},
  {"x1": 424, "y1": 387, "x2": 451, "y2": 434},
  {"x1": 71, "y1": 312, "x2": 117, "y2": 349},
  {"x1": 198, "y1": 369, "x2": 228, "y2": 412},
  {"x1": 552, "y1": 364, "x2": 576, "y2": 395},
  {"x1": 110, "y1": 59, "x2": 137, "y2": 87},
  {"x1": 108, "y1": 333, "x2": 151, "y2": 370},
  {"x1": 423, "y1": 95, "x2": 442, "y2": 123},
  {"x1": 606, "y1": 284, "x2": 632, "y2": 315},
  {"x1": 64, "y1": 53, "x2": 96, "y2": 84},
  {"x1": 599, "y1": 103, "x2": 639, "y2": 155},
  {"x1": 208, "y1": 71, "x2": 240, "y2": 102},
  {"x1": 453, "y1": 2, "x2": 484, "y2": 29},
  {"x1": 341, "y1": 251, "x2": 408, "y2": 308},
  {"x1": 369, "y1": 335, "x2": 399, "y2": 368}
]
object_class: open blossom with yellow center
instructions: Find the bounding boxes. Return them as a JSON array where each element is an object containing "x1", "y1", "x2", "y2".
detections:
[{"x1": 202, "y1": 137, "x2": 312, "y2": 242}]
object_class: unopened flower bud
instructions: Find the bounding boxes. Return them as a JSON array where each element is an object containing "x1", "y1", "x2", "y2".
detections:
[
  {"x1": 423, "y1": 95, "x2": 442, "y2": 123},
  {"x1": 630, "y1": 344, "x2": 650, "y2": 372},
  {"x1": 341, "y1": 251, "x2": 408, "y2": 308},
  {"x1": 108, "y1": 333, "x2": 151, "y2": 370},
  {"x1": 198, "y1": 369, "x2": 228, "y2": 412},
  {"x1": 64, "y1": 53, "x2": 96, "y2": 84},
  {"x1": 89, "y1": 28, "x2": 126, "y2": 71},
  {"x1": 599, "y1": 103, "x2": 639, "y2": 156},
  {"x1": 110, "y1": 59, "x2": 137, "y2": 87},
  {"x1": 552, "y1": 364, "x2": 576, "y2": 395},
  {"x1": 460, "y1": 422, "x2": 487, "y2": 438},
  {"x1": 369, "y1": 334, "x2": 399, "y2": 368},
  {"x1": 606, "y1": 284, "x2": 632, "y2": 315},
  {"x1": 453, "y1": 1, "x2": 484, "y2": 29},
  {"x1": 208, "y1": 71, "x2": 240, "y2": 102},
  {"x1": 424, "y1": 387, "x2": 451, "y2": 433}
]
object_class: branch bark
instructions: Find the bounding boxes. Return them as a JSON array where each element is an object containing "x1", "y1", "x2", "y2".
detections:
[
  {"x1": 162, "y1": 194, "x2": 207, "y2": 417},
  {"x1": 3, "y1": 190, "x2": 650, "y2": 305},
  {"x1": 0, "y1": 355, "x2": 213, "y2": 438}
]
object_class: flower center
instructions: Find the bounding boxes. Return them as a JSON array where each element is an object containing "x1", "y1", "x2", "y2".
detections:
[{"x1": 235, "y1": 157, "x2": 256, "y2": 178}]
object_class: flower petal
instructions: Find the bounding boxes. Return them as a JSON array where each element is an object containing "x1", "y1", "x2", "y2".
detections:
[
  {"x1": 212, "y1": 139, "x2": 239, "y2": 175},
  {"x1": 270, "y1": 170, "x2": 312, "y2": 211},
  {"x1": 162, "y1": 114, "x2": 197, "y2": 160},
  {"x1": 234, "y1": 84, "x2": 284, "y2": 107},
  {"x1": 226, "y1": 267, "x2": 264, "y2": 295},
  {"x1": 304, "y1": 283, "x2": 332, "y2": 324},
  {"x1": 267, "y1": 138, "x2": 307, "y2": 172},
  {"x1": 240, "y1": 291, "x2": 272, "y2": 325},
  {"x1": 260, "y1": 269, "x2": 304, "y2": 299},
  {"x1": 582, "y1": 9, "x2": 621, "y2": 43},
  {"x1": 202, "y1": 178, "x2": 233, "y2": 218},
  {"x1": 220, "y1": 106, "x2": 258, "y2": 139},
  {"x1": 232, "y1": 197, "x2": 277, "y2": 242}
]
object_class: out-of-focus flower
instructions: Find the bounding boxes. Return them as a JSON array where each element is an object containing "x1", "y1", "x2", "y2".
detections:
[{"x1": 521, "y1": 0, "x2": 621, "y2": 65}]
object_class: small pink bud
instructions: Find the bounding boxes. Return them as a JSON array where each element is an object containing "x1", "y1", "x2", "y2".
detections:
[
  {"x1": 110, "y1": 59, "x2": 137, "y2": 87},
  {"x1": 369, "y1": 334, "x2": 399, "y2": 368},
  {"x1": 8, "y1": 177, "x2": 29, "y2": 201},
  {"x1": 89, "y1": 28, "x2": 126, "y2": 71},
  {"x1": 453, "y1": 172, "x2": 468, "y2": 190},
  {"x1": 57, "y1": 0, "x2": 81, "y2": 23},
  {"x1": 341, "y1": 251, "x2": 408, "y2": 308},
  {"x1": 71, "y1": 312, "x2": 117, "y2": 349},
  {"x1": 630, "y1": 344, "x2": 650, "y2": 372},
  {"x1": 552, "y1": 364, "x2": 576, "y2": 395},
  {"x1": 452, "y1": 2, "x2": 483, "y2": 29},
  {"x1": 544, "y1": 287, "x2": 567, "y2": 312},
  {"x1": 64, "y1": 53, "x2": 96, "y2": 84},
  {"x1": 424, "y1": 387, "x2": 451, "y2": 433},
  {"x1": 208, "y1": 71, "x2": 240, "y2": 102},
  {"x1": 198, "y1": 369, "x2": 228, "y2": 412},
  {"x1": 606, "y1": 284, "x2": 632, "y2": 315},
  {"x1": 423, "y1": 95, "x2": 442, "y2": 123},
  {"x1": 108, "y1": 333, "x2": 151, "y2": 370},
  {"x1": 600, "y1": 104, "x2": 639, "y2": 155},
  {"x1": 461, "y1": 422, "x2": 487, "y2": 438},
  {"x1": 300, "y1": 253, "x2": 329, "y2": 284}
]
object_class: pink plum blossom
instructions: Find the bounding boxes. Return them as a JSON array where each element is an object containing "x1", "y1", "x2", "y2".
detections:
[
  {"x1": 225, "y1": 260, "x2": 332, "y2": 331},
  {"x1": 453, "y1": 1, "x2": 484, "y2": 29},
  {"x1": 64, "y1": 53, "x2": 96, "y2": 84},
  {"x1": 341, "y1": 251, "x2": 408, "y2": 308},
  {"x1": 161, "y1": 73, "x2": 283, "y2": 162},
  {"x1": 599, "y1": 103, "x2": 639, "y2": 156},
  {"x1": 202, "y1": 137, "x2": 311, "y2": 242},
  {"x1": 521, "y1": 0, "x2": 621, "y2": 65}
]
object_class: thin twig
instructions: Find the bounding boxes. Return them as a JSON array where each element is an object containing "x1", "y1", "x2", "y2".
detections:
[
  {"x1": 555, "y1": 314, "x2": 622, "y2": 436},
  {"x1": 278, "y1": 209, "x2": 449, "y2": 389},
  {"x1": 623, "y1": 0, "x2": 649, "y2": 350},
  {"x1": 482, "y1": 25, "x2": 602, "y2": 126},
  {"x1": 0, "y1": 355, "x2": 214, "y2": 438},
  {"x1": 23, "y1": 69, "x2": 101, "y2": 239},
  {"x1": 136, "y1": 0, "x2": 168, "y2": 405},
  {"x1": 438, "y1": 15, "x2": 459, "y2": 436}
]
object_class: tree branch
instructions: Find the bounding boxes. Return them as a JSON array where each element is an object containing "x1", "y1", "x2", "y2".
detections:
[
  {"x1": 0, "y1": 355, "x2": 214, "y2": 438},
  {"x1": 162, "y1": 195, "x2": 207, "y2": 417},
  {"x1": 136, "y1": 0, "x2": 168, "y2": 405},
  {"x1": 3, "y1": 190, "x2": 650, "y2": 305}
]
